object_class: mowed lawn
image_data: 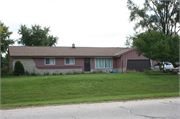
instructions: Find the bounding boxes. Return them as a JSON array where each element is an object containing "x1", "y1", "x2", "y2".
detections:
[{"x1": 1, "y1": 73, "x2": 179, "y2": 109}]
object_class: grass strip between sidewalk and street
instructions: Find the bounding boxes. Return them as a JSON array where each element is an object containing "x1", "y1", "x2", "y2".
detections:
[{"x1": 1, "y1": 73, "x2": 179, "y2": 109}]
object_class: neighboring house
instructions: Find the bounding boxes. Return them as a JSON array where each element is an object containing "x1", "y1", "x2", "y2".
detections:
[{"x1": 8, "y1": 45, "x2": 157, "y2": 75}]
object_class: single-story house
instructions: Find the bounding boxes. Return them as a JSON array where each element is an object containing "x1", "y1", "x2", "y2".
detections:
[{"x1": 8, "y1": 44, "x2": 157, "y2": 75}]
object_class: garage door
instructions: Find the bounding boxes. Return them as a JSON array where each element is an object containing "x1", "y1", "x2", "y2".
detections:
[{"x1": 127, "y1": 59, "x2": 151, "y2": 72}]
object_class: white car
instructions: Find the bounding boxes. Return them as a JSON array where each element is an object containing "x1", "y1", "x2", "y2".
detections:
[{"x1": 150, "y1": 62, "x2": 174, "y2": 71}]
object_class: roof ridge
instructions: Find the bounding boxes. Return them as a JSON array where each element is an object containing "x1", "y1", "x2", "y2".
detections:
[{"x1": 9, "y1": 46, "x2": 131, "y2": 49}]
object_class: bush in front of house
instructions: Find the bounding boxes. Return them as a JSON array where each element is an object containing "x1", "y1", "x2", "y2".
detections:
[
  {"x1": 1, "y1": 67, "x2": 10, "y2": 76},
  {"x1": 14, "y1": 61, "x2": 25, "y2": 76}
]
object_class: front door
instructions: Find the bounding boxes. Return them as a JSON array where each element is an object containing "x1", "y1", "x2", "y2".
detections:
[{"x1": 84, "y1": 58, "x2": 90, "y2": 71}]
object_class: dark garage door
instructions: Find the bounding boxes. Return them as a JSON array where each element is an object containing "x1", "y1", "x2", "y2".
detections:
[{"x1": 127, "y1": 59, "x2": 151, "y2": 72}]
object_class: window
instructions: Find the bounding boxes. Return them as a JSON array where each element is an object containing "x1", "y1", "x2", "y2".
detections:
[
  {"x1": 45, "y1": 58, "x2": 55, "y2": 65},
  {"x1": 95, "y1": 58, "x2": 112, "y2": 68},
  {"x1": 65, "y1": 58, "x2": 75, "y2": 65},
  {"x1": 165, "y1": 62, "x2": 172, "y2": 65}
]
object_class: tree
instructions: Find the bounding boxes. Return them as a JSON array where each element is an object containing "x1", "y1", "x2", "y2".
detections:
[
  {"x1": 126, "y1": 0, "x2": 179, "y2": 47},
  {"x1": 14, "y1": 61, "x2": 25, "y2": 76},
  {"x1": 133, "y1": 31, "x2": 179, "y2": 66},
  {"x1": 1, "y1": 55, "x2": 4, "y2": 68},
  {"x1": 0, "y1": 21, "x2": 14, "y2": 53},
  {"x1": 18, "y1": 24, "x2": 58, "y2": 46}
]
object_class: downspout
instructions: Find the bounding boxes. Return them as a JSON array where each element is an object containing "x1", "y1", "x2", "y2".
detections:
[
  {"x1": 118, "y1": 54, "x2": 123, "y2": 73},
  {"x1": 122, "y1": 60, "x2": 123, "y2": 73}
]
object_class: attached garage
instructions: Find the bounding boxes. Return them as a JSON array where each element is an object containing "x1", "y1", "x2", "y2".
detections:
[{"x1": 127, "y1": 59, "x2": 151, "y2": 72}]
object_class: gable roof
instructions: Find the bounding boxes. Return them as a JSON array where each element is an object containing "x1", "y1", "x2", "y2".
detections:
[{"x1": 9, "y1": 46, "x2": 133, "y2": 57}]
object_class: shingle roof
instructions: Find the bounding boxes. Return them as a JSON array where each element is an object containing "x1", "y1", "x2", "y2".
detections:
[{"x1": 9, "y1": 46, "x2": 133, "y2": 57}]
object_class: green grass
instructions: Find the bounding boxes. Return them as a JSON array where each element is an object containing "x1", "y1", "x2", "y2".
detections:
[{"x1": 1, "y1": 73, "x2": 179, "y2": 109}]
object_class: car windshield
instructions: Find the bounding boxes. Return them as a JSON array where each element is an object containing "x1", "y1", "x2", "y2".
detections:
[{"x1": 165, "y1": 62, "x2": 172, "y2": 65}]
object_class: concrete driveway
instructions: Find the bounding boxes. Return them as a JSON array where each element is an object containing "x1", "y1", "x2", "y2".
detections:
[{"x1": 1, "y1": 97, "x2": 180, "y2": 119}]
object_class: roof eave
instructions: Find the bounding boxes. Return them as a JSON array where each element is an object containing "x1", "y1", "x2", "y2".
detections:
[{"x1": 116, "y1": 47, "x2": 137, "y2": 57}]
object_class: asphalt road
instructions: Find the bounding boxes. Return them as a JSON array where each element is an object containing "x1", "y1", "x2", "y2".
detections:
[{"x1": 1, "y1": 97, "x2": 180, "y2": 119}]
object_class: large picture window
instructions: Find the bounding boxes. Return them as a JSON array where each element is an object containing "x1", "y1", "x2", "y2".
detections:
[
  {"x1": 65, "y1": 58, "x2": 75, "y2": 65},
  {"x1": 45, "y1": 58, "x2": 55, "y2": 65},
  {"x1": 95, "y1": 58, "x2": 112, "y2": 68}
]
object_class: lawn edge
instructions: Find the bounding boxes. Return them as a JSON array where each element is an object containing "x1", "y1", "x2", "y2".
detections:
[{"x1": 1, "y1": 92, "x2": 179, "y2": 110}]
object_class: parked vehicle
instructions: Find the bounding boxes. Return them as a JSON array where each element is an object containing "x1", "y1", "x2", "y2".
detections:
[{"x1": 150, "y1": 62, "x2": 174, "y2": 71}]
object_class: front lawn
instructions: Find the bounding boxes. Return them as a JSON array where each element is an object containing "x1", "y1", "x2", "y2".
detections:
[{"x1": 1, "y1": 73, "x2": 179, "y2": 109}]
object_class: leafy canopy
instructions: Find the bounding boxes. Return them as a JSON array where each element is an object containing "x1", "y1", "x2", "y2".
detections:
[
  {"x1": 127, "y1": 0, "x2": 179, "y2": 36},
  {"x1": 0, "y1": 21, "x2": 14, "y2": 53},
  {"x1": 133, "y1": 31, "x2": 179, "y2": 65},
  {"x1": 18, "y1": 24, "x2": 58, "y2": 46},
  {"x1": 126, "y1": 0, "x2": 179, "y2": 47}
]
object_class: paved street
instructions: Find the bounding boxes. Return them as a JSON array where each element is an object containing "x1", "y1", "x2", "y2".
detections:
[{"x1": 1, "y1": 97, "x2": 180, "y2": 119}]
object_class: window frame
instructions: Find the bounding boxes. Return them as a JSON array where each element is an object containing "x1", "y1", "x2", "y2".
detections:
[
  {"x1": 44, "y1": 58, "x2": 55, "y2": 65},
  {"x1": 64, "y1": 57, "x2": 75, "y2": 65},
  {"x1": 95, "y1": 58, "x2": 113, "y2": 69}
]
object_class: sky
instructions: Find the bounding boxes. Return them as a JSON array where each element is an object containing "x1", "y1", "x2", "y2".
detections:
[{"x1": 1, "y1": 0, "x2": 144, "y2": 47}]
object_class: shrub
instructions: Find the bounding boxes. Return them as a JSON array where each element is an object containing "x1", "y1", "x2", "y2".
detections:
[
  {"x1": 25, "y1": 71, "x2": 30, "y2": 76},
  {"x1": 44, "y1": 72, "x2": 49, "y2": 75},
  {"x1": 66, "y1": 72, "x2": 70, "y2": 75},
  {"x1": 1, "y1": 67, "x2": 10, "y2": 76},
  {"x1": 98, "y1": 70, "x2": 102, "y2": 73},
  {"x1": 125, "y1": 69, "x2": 140, "y2": 73},
  {"x1": 14, "y1": 61, "x2": 25, "y2": 76},
  {"x1": 31, "y1": 72, "x2": 37, "y2": 76},
  {"x1": 53, "y1": 73, "x2": 57, "y2": 75},
  {"x1": 143, "y1": 69, "x2": 150, "y2": 74},
  {"x1": 163, "y1": 70, "x2": 171, "y2": 74}
]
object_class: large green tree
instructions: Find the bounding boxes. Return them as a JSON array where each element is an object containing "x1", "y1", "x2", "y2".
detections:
[
  {"x1": 133, "y1": 31, "x2": 179, "y2": 66},
  {"x1": 0, "y1": 21, "x2": 14, "y2": 68},
  {"x1": 126, "y1": 0, "x2": 179, "y2": 47},
  {"x1": 18, "y1": 24, "x2": 58, "y2": 46},
  {"x1": 0, "y1": 21, "x2": 14, "y2": 53}
]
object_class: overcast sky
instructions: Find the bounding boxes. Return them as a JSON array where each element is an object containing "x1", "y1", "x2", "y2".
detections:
[{"x1": 1, "y1": 0, "x2": 144, "y2": 47}]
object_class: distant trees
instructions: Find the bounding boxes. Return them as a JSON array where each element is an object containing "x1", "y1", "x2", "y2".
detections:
[
  {"x1": 17, "y1": 24, "x2": 58, "y2": 46},
  {"x1": 126, "y1": 0, "x2": 180, "y2": 47},
  {"x1": 1, "y1": 21, "x2": 59, "y2": 75}
]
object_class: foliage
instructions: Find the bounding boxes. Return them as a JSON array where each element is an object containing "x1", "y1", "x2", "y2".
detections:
[
  {"x1": 1, "y1": 55, "x2": 4, "y2": 68},
  {"x1": 17, "y1": 24, "x2": 58, "y2": 46},
  {"x1": 133, "y1": 31, "x2": 179, "y2": 66},
  {"x1": 31, "y1": 72, "x2": 37, "y2": 76},
  {"x1": 1, "y1": 54, "x2": 9, "y2": 68},
  {"x1": 125, "y1": 69, "x2": 140, "y2": 73},
  {"x1": 24, "y1": 71, "x2": 30, "y2": 76},
  {"x1": 0, "y1": 21, "x2": 14, "y2": 53},
  {"x1": 3, "y1": 54, "x2": 9, "y2": 66},
  {"x1": 1, "y1": 74, "x2": 179, "y2": 108},
  {"x1": 44, "y1": 72, "x2": 50, "y2": 75},
  {"x1": 14, "y1": 61, "x2": 25, "y2": 76},
  {"x1": 126, "y1": 0, "x2": 179, "y2": 47},
  {"x1": 143, "y1": 69, "x2": 171, "y2": 75},
  {"x1": 1, "y1": 67, "x2": 10, "y2": 76}
]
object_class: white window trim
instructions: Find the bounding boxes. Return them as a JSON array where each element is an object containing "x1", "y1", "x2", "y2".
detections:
[
  {"x1": 44, "y1": 58, "x2": 55, "y2": 65},
  {"x1": 95, "y1": 58, "x2": 113, "y2": 69},
  {"x1": 64, "y1": 57, "x2": 75, "y2": 65}
]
